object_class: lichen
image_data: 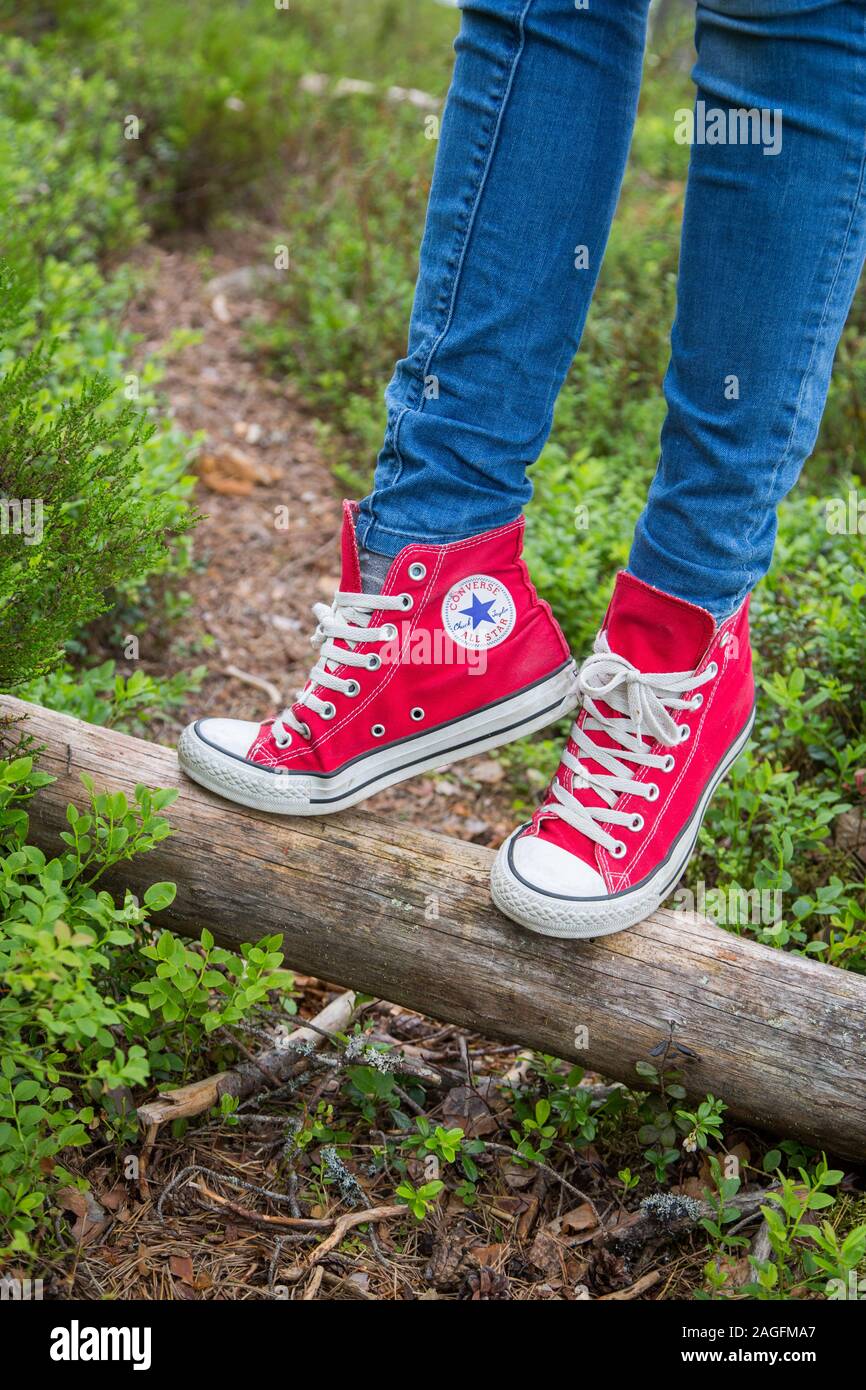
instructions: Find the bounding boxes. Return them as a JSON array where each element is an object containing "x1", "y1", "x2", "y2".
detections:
[{"x1": 640, "y1": 1192, "x2": 703, "y2": 1225}]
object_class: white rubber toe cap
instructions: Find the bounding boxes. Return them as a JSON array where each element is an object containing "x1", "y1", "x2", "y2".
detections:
[
  {"x1": 195, "y1": 718, "x2": 262, "y2": 759},
  {"x1": 510, "y1": 832, "x2": 606, "y2": 897}
]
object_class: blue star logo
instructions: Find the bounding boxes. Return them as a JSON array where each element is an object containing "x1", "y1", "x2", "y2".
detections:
[{"x1": 460, "y1": 594, "x2": 496, "y2": 629}]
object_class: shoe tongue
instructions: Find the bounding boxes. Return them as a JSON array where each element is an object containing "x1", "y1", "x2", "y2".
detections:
[
  {"x1": 604, "y1": 571, "x2": 716, "y2": 673},
  {"x1": 315, "y1": 503, "x2": 374, "y2": 686},
  {"x1": 534, "y1": 573, "x2": 716, "y2": 868},
  {"x1": 340, "y1": 499, "x2": 363, "y2": 592}
]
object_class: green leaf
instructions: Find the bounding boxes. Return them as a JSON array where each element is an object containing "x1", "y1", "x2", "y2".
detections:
[{"x1": 144, "y1": 881, "x2": 177, "y2": 912}]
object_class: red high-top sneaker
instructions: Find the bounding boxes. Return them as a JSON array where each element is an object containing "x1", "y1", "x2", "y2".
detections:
[
  {"x1": 491, "y1": 572, "x2": 755, "y2": 938},
  {"x1": 178, "y1": 502, "x2": 578, "y2": 814}
]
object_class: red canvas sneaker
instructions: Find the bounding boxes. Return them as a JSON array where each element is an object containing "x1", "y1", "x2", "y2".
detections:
[
  {"x1": 178, "y1": 502, "x2": 578, "y2": 814},
  {"x1": 491, "y1": 572, "x2": 755, "y2": 938}
]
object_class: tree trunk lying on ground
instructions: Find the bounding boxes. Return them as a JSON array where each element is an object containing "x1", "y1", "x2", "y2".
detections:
[{"x1": 4, "y1": 695, "x2": 866, "y2": 1162}]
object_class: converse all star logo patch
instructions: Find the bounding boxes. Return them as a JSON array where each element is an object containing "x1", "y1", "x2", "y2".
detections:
[{"x1": 442, "y1": 573, "x2": 517, "y2": 650}]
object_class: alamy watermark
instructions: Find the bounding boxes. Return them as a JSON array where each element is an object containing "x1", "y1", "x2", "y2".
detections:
[
  {"x1": 675, "y1": 101, "x2": 783, "y2": 157},
  {"x1": 0, "y1": 1275, "x2": 43, "y2": 1299},
  {"x1": 49, "y1": 1320, "x2": 151, "y2": 1371},
  {"x1": 672, "y1": 880, "x2": 782, "y2": 927},
  {"x1": 1, "y1": 497, "x2": 43, "y2": 545},
  {"x1": 825, "y1": 489, "x2": 865, "y2": 535}
]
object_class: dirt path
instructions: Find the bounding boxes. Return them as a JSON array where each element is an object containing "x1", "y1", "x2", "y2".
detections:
[{"x1": 126, "y1": 240, "x2": 517, "y2": 846}]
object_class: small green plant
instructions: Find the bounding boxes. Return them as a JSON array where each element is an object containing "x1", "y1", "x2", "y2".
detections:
[
  {"x1": 510, "y1": 1098, "x2": 557, "y2": 1165},
  {"x1": 742, "y1": 1158, "x2": 865, "y2": 1299},
  {"x1": 700, "y1": 1154, "x2": 866, "y2": 1300},
  {"x1": 633, "y1": 1053, "x2": 689, "y2": 1181},
  {"x1": 699, "y1": 1155, "x2": 750, "y2": 1292},
  {"x1": 395, "y1": 1179, "x2": 444, "y2": 1222},
  {"x1": 291, "y1": 1101, "x2": 352, "y2": 1155},
  {"x1": 404, "y1": 1118, "x2": 465, "y2": 1167},
  {"x1": 520, "y1": 1055, "x2": 618, "y2": 1147},
  {"x1": 676, "y1": 1095, "x2": 727, "y2": 1153},
  {"x1": 135, "y1": 927, "x2": 294, "y2": 1074}
]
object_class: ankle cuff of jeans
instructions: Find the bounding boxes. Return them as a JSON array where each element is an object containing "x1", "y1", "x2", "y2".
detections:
[{"x1": 358, "y1": 517, "x2": 491, "y2": 556}]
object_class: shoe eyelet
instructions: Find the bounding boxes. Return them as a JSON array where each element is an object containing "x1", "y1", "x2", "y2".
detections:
[
  {"x1": 382, "y1": 623, "x2": 398, "y2": 640},
  {"x1": 398, "y1": 593, "x2": 414, "y2": 611},
  {"x1": 366, "y1": 654, "x2": 382, "y2": 671},
  {"x1": 690, "y1": 693, "x2": 703, "y2": 710},
  {"x1": 706, "y1": 660, "x2": 719, "y2": 677},
  {"x1": 408, "y1": 562, "x2": 427, "y2": 581},
  {"x1": 410, "y1": 707, "x2": 424, "y2": 721},
  {"x1": 679, "y1": 723, "x2": 691, "y2": 742},
  {"x1": 610, "y1": 841, "x2": 627, "y2": 859},
  {"x1": 645, "y1": 783, "x2": 660, "y2": 802},
  {"x1": 629, "y1": 814, "x2": 644, "y2": 832},
  {"x1": 371, "y1": 723, "x2": 386, "y2": 738},
  {"x1": 345, "y1": 680, "x2": 361, "y2": 697},
  {"x1": 321, "y1": 702, "x2": 336, "y2": 720},
  {"x1": 662, "y1": 754, "x2": 675, "y2": 772},
  {"x1": 275, "y1": 734, "x2": 291, "y2": 750}
]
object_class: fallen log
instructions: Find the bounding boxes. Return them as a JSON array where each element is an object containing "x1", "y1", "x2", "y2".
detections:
[{"x1": 4, "y1": 694, "x2": 866, "y2": 1161}]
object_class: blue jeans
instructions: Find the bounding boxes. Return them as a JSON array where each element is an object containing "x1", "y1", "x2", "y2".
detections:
[{"x1": 357, "y1": 0, "x2": 866, "y2": 620}]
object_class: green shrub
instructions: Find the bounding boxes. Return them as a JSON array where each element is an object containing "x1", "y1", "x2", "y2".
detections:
[
  {"x1": 15, "y1": 0, "x2": 314, "y2": 230},
  {"x1": 0, "y1": 36, "x2": 143, "y2": 268},
  {"x1": 0, "y1": 31, "x2": 200, "y2": 692},
  {"x1": 0, "y1": 747, "x2": 295, "y2": 1256},
  {"x1": 0, "y1": 264, "x2": 196, "y2": 688}
]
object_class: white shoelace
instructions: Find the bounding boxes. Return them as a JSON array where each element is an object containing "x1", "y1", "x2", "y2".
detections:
[
  {"x1": 271, "y1": 589, "x2": 411, "y2": 748},
  {"x1": 544, "y1": 631, "x2": 717, "y2": 856}
]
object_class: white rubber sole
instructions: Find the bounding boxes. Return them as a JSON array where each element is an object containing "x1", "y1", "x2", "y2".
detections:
[
  {"x1": 177, "y1": 660, "x2": 579, "y2": 816},
  {"x1": 490, "y1": 708, "x2": 755, "y2": 939}
]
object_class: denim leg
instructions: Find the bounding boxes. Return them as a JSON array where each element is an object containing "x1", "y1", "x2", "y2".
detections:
[
  {"x1": 629, "y1": 0, "x2": 866, "y2": 620},
  {"x1": 358, "y1": 0, "x2": 652, "y2": 555}
]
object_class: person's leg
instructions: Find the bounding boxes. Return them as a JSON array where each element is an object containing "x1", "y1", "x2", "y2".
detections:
[
  {"x1": 358, "y1": 0, "x2": 653, "y2": 569},
  {"x1": 494, "y1": 0, "x2": 866, "y2": 937},
  {"x1": 181, "y1": 0, "x2": 654, "y2": 814},
  {"x1": 629, "y1": 0, "x2": 866, "y2": 620}
]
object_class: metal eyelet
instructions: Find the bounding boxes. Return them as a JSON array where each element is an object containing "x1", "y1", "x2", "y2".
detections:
[
  {"x1": 345, "y1": 680, "x2": 361, "y2": 697},
  {"x1": 321, "y1": 702, "x2": 336, "y2": 720},
  {"x1": 367, "y1": 654, "x2": 382, "y2": 671},
  {"x1": 679, "y1": 723, "x2": 691, "y2": 742},
  {"x1": 408, "y1": 562, "x2": 426, "y2": 581},
  {"x1": 410, "y1": 707, "x2": 424, "y2": 721},
  {"x1": 371, "y1": 723, "x2": 386, "y2": 738},
  {"x1": 275, "y1": 734, "x2": 291, "y2": 750},
  {"x1": 382, "y1": 623, "x2": 397, "y2": 641},
  {"x1": 690, "y1": 693, "x2": 704, "y2": 710},
  {"x1": 706, "y1": 660, "x2": 719, "y2": 677},
  {"x1": 662, "y1": 754, "x2": 675, "y2": 772},
  {"x1": 610, "y1": 841, "x2": 627, "y2": 859},
  {"x1": 630, "y1": 814, "x2": 644, "y2": 832},
  {"x1": 645, "y1": 783, "x2": 660, "y2": 802},
  {"x1": 398, "y1": 593, "x2": 414, "y2": 611}
]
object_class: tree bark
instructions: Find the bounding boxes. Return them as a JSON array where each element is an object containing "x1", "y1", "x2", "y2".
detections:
[{"x1": 4, "y1": 694, "x2": 866, "y2": 1161}]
